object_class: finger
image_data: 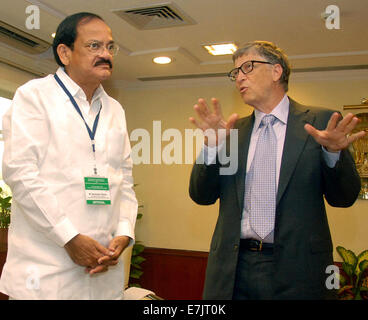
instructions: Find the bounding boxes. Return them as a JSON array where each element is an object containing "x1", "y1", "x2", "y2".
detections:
[
  {"x1": 334, "y1": 113, "x2": 355, "y2": 132},
  {"x1": 94, "y1": 242, "x2": 112, "y2": 257},
  {"x1": 195, "y1": 99, "x2": 210, "y2": 119},
  {"x1": 304, "y1": 123, "x2": 331, "y2": 146},
  {"x1": 98, "y1": 255, "x2": 119, "y2": 266},
  {"x1": 304, "y1": 123, "x2": 321, "y2": 139},
  {"x1": 226, "y1": 113, "x2": 239, "y2": 130},
  {"x1": 107, "y1": 248, "x2": 120, "y2": 260},
  {"x1": 193, "y1": 104, "x2": 209, "y2": 123},
  {"x1": 197, "y1": 98, "x2": 211, "y2": 116},
  {"x1": 326, "y1": 112, "x2": 341, "y2": 131},
  {"x1": 189, "y1": 117, "x2": 206, "y2": 131},
  {"x1": 89, "y1": 265, "x2": 108, "y2": 275},
  {"x1": 342, "y1": 116, "x2": 360, "y2": 135},
  {"x1": 211, "y1": 98, "x2": 224, "y2": 118},
  {"x1": 189, "y1": 117, "x2": 202, "y2": 129},
  {"x1": 98, "y1": 255, "x2": 113, "y2": 265},
  {"x1": 347, "y1": 130, "x2": 367, "y2": 144},
  {"x1": 108, "y1": 236, "x2": 129, "y2": 259}
]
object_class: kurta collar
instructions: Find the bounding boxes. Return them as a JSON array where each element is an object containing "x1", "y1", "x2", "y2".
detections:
[{"x1": 55, "y1": 67, "x2": 105, "y2": 104}]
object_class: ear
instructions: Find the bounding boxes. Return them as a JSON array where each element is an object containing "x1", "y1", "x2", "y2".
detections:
[
  {"x1": 57, "y1": 44, "x2": 72, "y2": 66},
  {"x1": 272, "y1": 64, "x2": 283, "y2": 83}
]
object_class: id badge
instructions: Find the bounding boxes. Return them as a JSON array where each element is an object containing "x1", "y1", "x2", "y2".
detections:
[{"x1": 84, "y1": 177, "x2": 111, "y2": 205}]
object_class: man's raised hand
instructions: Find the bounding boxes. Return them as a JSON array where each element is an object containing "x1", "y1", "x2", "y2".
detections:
[{"x1": 189, "y1": 98, "x2": 238, "y2": 147}]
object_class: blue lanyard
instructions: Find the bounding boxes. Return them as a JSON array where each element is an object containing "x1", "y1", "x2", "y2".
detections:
[
  {"x1": 54, "y1": 74, "x2": 102, "y2": 152},
  {"x1": 54, "y1": 73, "x2": 102, "y2": 174}
]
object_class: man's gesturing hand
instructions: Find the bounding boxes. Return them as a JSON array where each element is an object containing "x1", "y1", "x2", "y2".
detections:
[
  {"x1": 304, "y1": 112, "x2": 366, "y2": 152},
  {"x1": 189, "y1": 98, "x2": 238, "y2": 147}
]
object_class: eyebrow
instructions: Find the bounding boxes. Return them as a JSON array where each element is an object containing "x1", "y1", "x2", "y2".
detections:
[{"x1": 86, "y1": 40, "x2": 115, "y2": 44}]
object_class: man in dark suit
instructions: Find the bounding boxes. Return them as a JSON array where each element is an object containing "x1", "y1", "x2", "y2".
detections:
[{"x1": 189, "y1": 41, "x2": 366, "y2": 300}]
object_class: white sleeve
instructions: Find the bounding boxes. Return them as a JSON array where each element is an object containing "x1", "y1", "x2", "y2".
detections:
[
  {"x1": 2, "y1": 85, "x2": 79, "y2": 247},
  {"x1": 114, "y1": 110, "x2": 138, "y2": 246}
]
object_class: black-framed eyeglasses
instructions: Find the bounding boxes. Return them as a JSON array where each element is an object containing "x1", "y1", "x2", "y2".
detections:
[
  {"x1": 228, "y1": 60, "x2": 272, "y2": 81},
  {"x1": 84, "y1": 40, "x2": 119, "y2": 56}
]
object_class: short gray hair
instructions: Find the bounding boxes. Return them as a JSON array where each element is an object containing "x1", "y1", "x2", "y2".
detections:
[{"x1": 232, "y1": 41, "x2": 291, "y2": 91}]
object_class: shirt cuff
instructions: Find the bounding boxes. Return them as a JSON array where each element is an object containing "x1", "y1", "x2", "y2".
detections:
[
  {"x1": 202, "y1": 140, "x2": 225, "y2": 165},
  {"x1": 47, "y1": 217, "x2": 79, "y2": 247},
  {"x1": 115, "y1": 219, "x2": 135, "y2": 247},
  {"x1": 322, "y1": 146, "x2": 341, "y2": 168}
]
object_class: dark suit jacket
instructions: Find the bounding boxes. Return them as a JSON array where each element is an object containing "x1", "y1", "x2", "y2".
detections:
[{"x1": 189, "y1": 98, "x2": 361, "y2": 300}]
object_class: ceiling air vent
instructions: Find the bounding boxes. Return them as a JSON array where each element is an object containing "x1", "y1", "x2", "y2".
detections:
[
  {"x1": 0, "y1": 20, "x2": 50, "y2": 55},
  {"x1": 112, "y1": 2, "x2": 196, "y2": 30}
]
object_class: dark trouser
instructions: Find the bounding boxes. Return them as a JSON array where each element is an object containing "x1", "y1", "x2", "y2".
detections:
[{"x1": 232, "y1": 242, "x2": 275, "y2": 300}]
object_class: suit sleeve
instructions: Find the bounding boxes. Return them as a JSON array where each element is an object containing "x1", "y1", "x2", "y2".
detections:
[
  {"x1": 322, "y1": 147, "x2": 361, "y2": 207},
  {"x1": 189, "y1": 157, "x2": 221, "y2": 205}
]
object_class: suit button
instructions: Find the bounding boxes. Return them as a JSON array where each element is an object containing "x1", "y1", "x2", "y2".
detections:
[{"x1": 234, "y1": 244, "x2": 239, "y2": 251}]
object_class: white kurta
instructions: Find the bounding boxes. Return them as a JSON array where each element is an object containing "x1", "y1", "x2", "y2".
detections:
[{"x1": 0, "y1": 68, "x2": 138, "y2": 299}]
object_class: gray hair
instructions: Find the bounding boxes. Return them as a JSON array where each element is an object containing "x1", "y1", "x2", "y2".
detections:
[{"x1": 232, "y1": 41, "x2": 291, "y2": 91}]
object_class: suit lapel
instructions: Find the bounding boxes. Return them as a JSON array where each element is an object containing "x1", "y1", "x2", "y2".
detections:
[
  {"x1": 235, "y1": 114, "x2": 254, "y2": 213},
  {"x1": 276, "y1": 99, "x2": 316, "y2": 205}
]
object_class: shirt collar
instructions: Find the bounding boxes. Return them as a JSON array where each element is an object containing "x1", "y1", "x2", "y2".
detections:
[
  {"x1": 253, "y1": 94, "x2": 289, "y2": 130},
  {"x1": 55, "y1": 67, "x2": 105, "y2": 103}
]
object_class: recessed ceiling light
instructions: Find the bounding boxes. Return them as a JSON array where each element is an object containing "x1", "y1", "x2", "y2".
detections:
[
  {"x1": 51, "y1": 32, "x2": 56, "y2": 38},
  {"x1": 153, "y1": 56, "x2": 172, "y2": 64},
  {"x1": 204, "y1": 43, "x2": 238, "y2": 56}
]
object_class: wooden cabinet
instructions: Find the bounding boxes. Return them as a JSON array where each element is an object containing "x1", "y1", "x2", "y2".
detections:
[{"x1": 0, "y1": 228, "x2": 8, "y2": 300}]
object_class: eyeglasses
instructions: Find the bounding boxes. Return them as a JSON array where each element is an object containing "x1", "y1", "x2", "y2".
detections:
[
  {"x1": 228, "y1": 60, "x2": 272, "y2": 81},
  {"x1": 84, "y1": 40, "x2": 119, "y2": 56}
]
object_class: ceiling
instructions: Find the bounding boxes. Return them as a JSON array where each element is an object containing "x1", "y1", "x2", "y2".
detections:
[{"x1": 0, "y1": 0, "x2": 368, "y2": 89}]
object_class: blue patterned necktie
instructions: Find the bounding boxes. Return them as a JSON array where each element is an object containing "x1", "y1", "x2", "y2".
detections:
[{"x1": 245, "y1": 114, "x2": 277, "y2": 239}]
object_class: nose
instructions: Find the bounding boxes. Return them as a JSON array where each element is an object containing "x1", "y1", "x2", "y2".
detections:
[
  {"x1": 99, "y1": 46, "x2": 112, "y2": 57},
  {"x1": 236, "y1": 70, "x2": 247, "y2": 84}
]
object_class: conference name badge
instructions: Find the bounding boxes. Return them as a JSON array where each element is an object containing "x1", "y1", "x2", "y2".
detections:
[{"x1": 84, "y1": 177, "x2": 111, "y2": 205}]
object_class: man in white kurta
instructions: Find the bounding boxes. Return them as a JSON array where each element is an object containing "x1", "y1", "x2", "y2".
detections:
[{"x1": 0, "y1": 13, "x2": 137, "y2": 299}]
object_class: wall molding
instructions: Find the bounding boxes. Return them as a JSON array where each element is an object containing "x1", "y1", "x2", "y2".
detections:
[{"x1": 109, "y1": 67, "x2": 368, "y2": 91}]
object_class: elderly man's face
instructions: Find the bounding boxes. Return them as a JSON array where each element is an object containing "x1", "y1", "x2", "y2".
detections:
[
  {"x1": 234, "y1": 52, "x2": 277, "y2": 109},
  {"x1": 65, "y1": 18, "x2": 114, "y2": 84}
]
